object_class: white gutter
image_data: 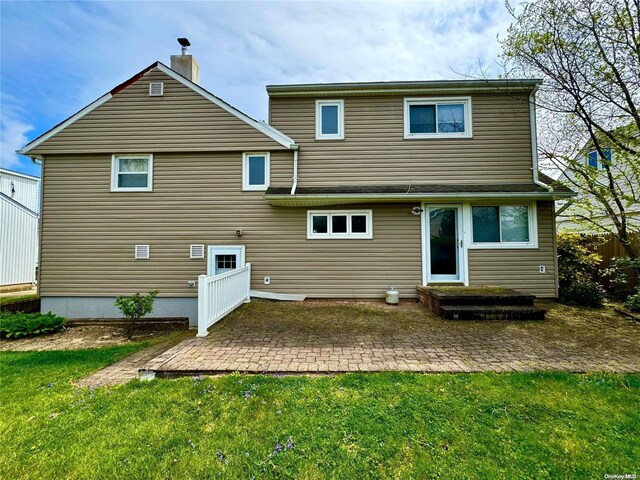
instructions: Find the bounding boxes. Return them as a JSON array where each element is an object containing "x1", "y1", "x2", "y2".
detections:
[
  {"x1": 290, "y1": 145, "x2": 299, "y2": 195},
  {"x1": 530, "y1": 87, "x2": 553, "y2": 192}
]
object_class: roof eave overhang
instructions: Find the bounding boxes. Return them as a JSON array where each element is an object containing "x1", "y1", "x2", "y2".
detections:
[
  {"x1": 18, "y1": 61, "x2": 298, "y2": 156},
  {"x1": 265, "y1": 191, "x2": 576, "y2": 207},
  {"x1": 267, "y1": 80, "x2": 543, "y2": 98}
]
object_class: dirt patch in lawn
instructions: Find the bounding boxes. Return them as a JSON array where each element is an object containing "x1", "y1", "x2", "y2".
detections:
[{"x1": 0, "y1": 324, "x2": 188, "y2": 352}]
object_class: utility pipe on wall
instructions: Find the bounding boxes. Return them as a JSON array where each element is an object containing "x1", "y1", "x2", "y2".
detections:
[
  {"x1": 529, "y1": 87, "x2": 553, "y2": 192},
  {"x1": 290, "y1": 145, "x2": 299, "y2": 195}
]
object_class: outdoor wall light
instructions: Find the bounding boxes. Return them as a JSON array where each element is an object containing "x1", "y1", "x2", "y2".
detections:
[{"x1": 411, "y1": 207, "x2": 424, "y2": 216}]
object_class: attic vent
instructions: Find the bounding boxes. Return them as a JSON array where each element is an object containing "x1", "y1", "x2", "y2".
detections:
[
  {"x1": 135, "y1": 244, "x2": 150, "y2": 259},
  {"x1": 190, "y1": 244, "x2": 205, "y2": 259},
  {"x1": 149, "y1": 82, "x2": 164, "y2": 96}
]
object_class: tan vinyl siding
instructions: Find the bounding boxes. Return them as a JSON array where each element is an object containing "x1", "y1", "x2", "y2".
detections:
[
  {"x1": 30, "y1": 69, "x2": 285, "y2": 154},
  {"x1": 269, "y1": 94, "x2": 534, "y2": 186},
  {"x1": 40, "y1": 153, "x2": 421, "y2": 298},
  {"x1": 467, "y1": 201, "x2": 557, "y2": 298}
]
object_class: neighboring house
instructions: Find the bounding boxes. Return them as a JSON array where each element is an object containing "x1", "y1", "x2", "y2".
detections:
[
  {"x1": 556, "y1": 145, "x2": 640, "y2": 231},
  {"x1": 0, "y1": 168, "x2": 40, "y2": 289},
  {"x1": 18, "y1": 43, "x2": 575, "y2": 324}
]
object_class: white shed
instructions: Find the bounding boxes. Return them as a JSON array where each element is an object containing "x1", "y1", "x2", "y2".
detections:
[{"x1": 0, "y1": 169, "x2": 40, "y2": 288}]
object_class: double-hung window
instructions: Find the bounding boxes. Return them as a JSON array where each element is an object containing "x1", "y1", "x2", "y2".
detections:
[
  {"x1": 307, "y1": 210, "x2": 372, "y2": 239},
  {"x1": 111, "y1": 154, "x2": 153, "y2": 192},
  {"x1": 404, "y1": 97, "x2": 472, "y2": 139},
  {"x1": 471, "y1": 204, "x2": 536, "y2": 247},
  {"x1": 242, "y1": 152, "x2": 270, "y2": 191},
  {"x1": 315, "y1": 100, "x2": 344, "y2": 140},
  {"x1": 587, "y1": 148, "x2": 612, "y2": 170}
]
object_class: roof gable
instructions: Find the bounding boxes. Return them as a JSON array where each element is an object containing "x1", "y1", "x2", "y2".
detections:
[{"x1": 20, "y1": 62, "x2": 295, "y2": 156}]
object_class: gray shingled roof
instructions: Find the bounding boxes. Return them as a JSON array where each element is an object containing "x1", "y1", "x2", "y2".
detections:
[{"x1": 266, "y1": 173, "x2": 575, "y2": 197}]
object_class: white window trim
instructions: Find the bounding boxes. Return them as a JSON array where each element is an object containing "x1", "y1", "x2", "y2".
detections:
[
  {"x1": 242, "y1": 152, "x2": 270, "y2": 191},
  {"x1": 404, "y1": 97, "x2": 472, "y2": 139},
  {"x1": 207, "y1": 245, "x2": 246, "y2": 276},
  {"x1": 467, "y1": 202, "x2": 538, "y2": 249},
  {"x1": 307, "y1": 210, "x2": 373, "y2": 239},
  {"x1": 111, "y1": 154, "x2": 153, "y2": 192},
  {"x1": 315, "y1": 100, "x2": 345, "y2": 140},
  {"x1": 586, "y1": 148, "x2": 612, "y2": 170}
]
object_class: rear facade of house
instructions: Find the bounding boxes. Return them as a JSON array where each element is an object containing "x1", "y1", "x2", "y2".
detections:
[{"x1": 19, "y1": 49, "x2": 574, "y2": 324}]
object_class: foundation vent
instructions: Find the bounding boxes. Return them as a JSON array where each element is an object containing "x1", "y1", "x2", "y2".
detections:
[{"x1": 190, "y1": 244, "x2": 205, "y2": 259}]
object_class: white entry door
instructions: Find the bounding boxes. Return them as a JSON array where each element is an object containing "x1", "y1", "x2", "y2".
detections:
[
  {"x1": 425, "y1": 205, "x2": 464, "y2": 283},
  {"x1": 208, "y1": 245, "x2": 245, "y2": 276}
]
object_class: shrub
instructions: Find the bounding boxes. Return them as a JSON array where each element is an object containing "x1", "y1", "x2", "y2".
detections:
[
  {"x1": 603, "y1": 256, "x2": 640, "y2": 300},
  {"x1": 557, "y1": 233, "x2": 602, "y2": 291},
  {"x1": 562, "y1": 280, "x2": 606, "y2": 308},
  {"x1": 625, "y1": 287, "x2": 640, "y2": 312},
  {"x1": 114, "y1": 290, "x2": 159, "y2": 321},
  {"x1": 0, "y1": 312, "x2": 66, "y2": 339}
]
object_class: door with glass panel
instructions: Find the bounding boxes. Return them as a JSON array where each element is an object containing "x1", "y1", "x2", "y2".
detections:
[
  {"x1": 207, "y1": 246, "x2": 245, "y2": 276},
  {"x1": 426, "y1": 205, "x2": 464, "y2": 282}
]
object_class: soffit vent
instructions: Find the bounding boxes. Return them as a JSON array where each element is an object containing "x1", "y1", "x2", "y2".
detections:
[
  {"x1": 190, "y1": 244, "x2": 205, "y2": 259},
  {"x1": 149, "y1": 82, "x2": 164, "y2": 96},
  {"x1": 135, "y1": 244, "x2": 150, "y2": 259}
]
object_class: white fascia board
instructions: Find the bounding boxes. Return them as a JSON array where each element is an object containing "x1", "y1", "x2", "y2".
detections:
[
  {"x1": 155, "y1": 63, "x2": 296, "y2": 149},
  {"x1": 18, "y1": 93, "x2": 112, "y2": 155},
  {"x1": 267, "y1": 191, "x2": 576, "y2": 202},
  {"x1": 0, "y1": 168, "x2": 40, "y2": 182}
]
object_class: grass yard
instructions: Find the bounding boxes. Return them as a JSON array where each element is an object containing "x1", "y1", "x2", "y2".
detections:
[
  {"x1": 0, "y1": 293, "x2": 38, "y2": 305},
  {"x1": 1, "y1": 346, "x2": 638, "y2": 479}
]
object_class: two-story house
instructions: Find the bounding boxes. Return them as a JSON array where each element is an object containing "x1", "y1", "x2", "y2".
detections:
[{"x1": 18, "y1": 44, "x2": 574, "y2": 324}]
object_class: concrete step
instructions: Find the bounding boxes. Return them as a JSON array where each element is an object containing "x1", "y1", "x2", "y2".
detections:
[{"x1": 440, "y1": 305, "x2": 546, "y2": 321}]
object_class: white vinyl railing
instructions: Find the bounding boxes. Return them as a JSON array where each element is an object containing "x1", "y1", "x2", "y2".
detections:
[{"x1": 197, "y1": 263, "x2": 251, "y2": 337}]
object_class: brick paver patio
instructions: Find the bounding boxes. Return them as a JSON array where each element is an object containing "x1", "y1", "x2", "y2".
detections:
[
  {"x1": 140, "y1": 299, "x2": 640, "y2": 377},
  {"x1": 78, "y1": 334, "x2": 188, "y2": 387}
]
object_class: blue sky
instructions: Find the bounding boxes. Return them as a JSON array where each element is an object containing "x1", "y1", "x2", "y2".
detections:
[{"x1": 1, "y1": 0, "x2": 513, "y2": 178}]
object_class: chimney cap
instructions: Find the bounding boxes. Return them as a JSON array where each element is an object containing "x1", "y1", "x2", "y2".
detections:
[{"x1": 177, "y1": 38, "x2": 191, "y2": 47}]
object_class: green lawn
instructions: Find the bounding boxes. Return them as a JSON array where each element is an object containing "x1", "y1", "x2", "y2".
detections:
[
  {"x1": 0, "y1": 293, "x2": 38, "y2": 306},
  {"x1": 1, "y1": 347, "x2": 638, "y2": 479}
]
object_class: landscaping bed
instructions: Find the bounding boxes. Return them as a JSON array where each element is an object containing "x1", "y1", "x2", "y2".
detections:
[{"x1": 0, "y1": 323, "x2": 186, "y2": 352}]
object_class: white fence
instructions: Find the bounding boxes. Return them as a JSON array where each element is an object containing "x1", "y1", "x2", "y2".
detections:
[{"x1": 197, "y1": 264, "x2": 251, "y2": 337}]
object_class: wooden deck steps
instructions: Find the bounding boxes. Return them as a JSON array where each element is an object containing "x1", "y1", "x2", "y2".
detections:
[{"x1": 417, "y1": 286, "x2": 546, "y2": 321}]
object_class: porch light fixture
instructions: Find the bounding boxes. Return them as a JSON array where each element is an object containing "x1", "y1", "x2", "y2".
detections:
[{"x1": 411, "y1": 207, "x2": 423, "y2": 216}]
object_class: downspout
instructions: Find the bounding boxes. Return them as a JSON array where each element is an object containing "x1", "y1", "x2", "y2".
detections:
[
  {"x1": 31, "y1": 155, "x2": 44, "y2": 293},
  {"x1": 530, "y1": 86, "x2": 553, "y2": 192},
  {"x1": 290, "y1": 145, "x2": 299, "y2": 195}
]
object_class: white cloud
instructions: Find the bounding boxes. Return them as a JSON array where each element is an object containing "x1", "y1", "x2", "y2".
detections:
[
  {"x1": 1, "y1": 1, "x2": 514, "y2": 140},
  {"x1": 0, "y1": 95, "x2": 34, "y2": 170}
]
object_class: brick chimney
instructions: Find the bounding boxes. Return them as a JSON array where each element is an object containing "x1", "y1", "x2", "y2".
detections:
[{"x1": 171, "y1": 38, "x2": 200, "y2": 84}]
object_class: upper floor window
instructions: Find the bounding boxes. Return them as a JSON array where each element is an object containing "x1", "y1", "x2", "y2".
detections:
[
  {"x1": 242, "y1": 152, "x2": 270, "y2": 191},
  {"x1": 315, "y1": 100, "x2": 344, "y2": 140},
  {"x1": 404, "y1": 97, "x2": 472, "y2": 139},
  {"x1": 587, "y1": 148, "x2": 612, "y2": 170},
  {"x1": 111, "y1": 154, "x2": 153, "y2": 192},
  {"x1": 307, "y1": 210, "x2": 372, "y2": 239},
  {"x1": 470, "y1": 204, "x2": 537, "y2": 248}
]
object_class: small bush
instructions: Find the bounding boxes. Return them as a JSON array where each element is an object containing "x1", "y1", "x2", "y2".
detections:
[
  {"x1": 557, "y1": 233, "x2": 602, "y2": 291},
  {"x1": 562, "y1": 280, "x2": 606, "y2": 308},
  {"x1": 625, "y1": 287, "x2": 640, "y2": 312},
  {"x1": 114, "y1": 290, "x2": 159, "y2": 321},
  {"x1": 0, "y1": 312, "x2": 66, "y2": 339}
]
